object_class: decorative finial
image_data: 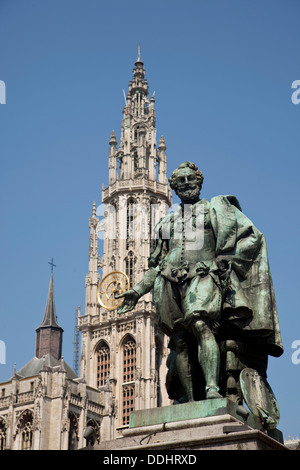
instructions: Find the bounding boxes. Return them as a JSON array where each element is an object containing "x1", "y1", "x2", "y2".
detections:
[
  {"x1": 92, "y1": 201, "x2": 97, "y2": 218},
  {"x1": 109, "y1": 130, "x2": 117, "y2": 146},
  {"x1": 60, "y1": 355, "x2": 66, "y2": 372},
  {"x1": 158, "y1": 135, "x2": 167, "y2": 150},
  {"x1": 138, "y1": 42, "x2": 141, "y2": 61},
  {"x1": 48, "y1": 258, "x2": 56, "y2": 274}
]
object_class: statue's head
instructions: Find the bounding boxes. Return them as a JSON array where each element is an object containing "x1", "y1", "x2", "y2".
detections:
[{"x1": 169, "y1": 162, "x2": 204, "y2": 203}]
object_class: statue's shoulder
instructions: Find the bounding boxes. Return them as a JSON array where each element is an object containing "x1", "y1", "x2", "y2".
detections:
[
  {"x1": 210, "y1": 195, "x2": 242, "y2": 212},
  {"x1": 154, "y1": 210, "x2": 175, "y2": 233},
  {"x1": 159, "y1": 211, "x2": 174, "y2": 224}
]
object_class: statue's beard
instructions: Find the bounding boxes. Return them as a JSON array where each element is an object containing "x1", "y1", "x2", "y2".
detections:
[{"x1": 176, "y1": 186, "x2": 200, "y2": 202}]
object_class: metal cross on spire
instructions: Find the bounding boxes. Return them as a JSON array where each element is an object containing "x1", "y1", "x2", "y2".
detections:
[{"x1": 48, "y1": 258, "x2": 56, "y2": 274}]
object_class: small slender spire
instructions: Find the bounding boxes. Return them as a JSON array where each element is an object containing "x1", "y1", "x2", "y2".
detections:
[
  {"x1": 135, "y1": 42, "x2": 143, "y2": 66},
  {"x1": 37, "y1": 273, "x2": 62, "y2": 329}
]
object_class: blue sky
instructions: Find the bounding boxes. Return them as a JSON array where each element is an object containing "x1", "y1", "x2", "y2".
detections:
[{"x1": 0, "y1": 0, "x2": 299, "y2": 440}]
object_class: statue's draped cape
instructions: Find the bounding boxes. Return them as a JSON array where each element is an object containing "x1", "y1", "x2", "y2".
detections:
[{"x1": 208, "y1": 195, "x2": 283, "y2": 357}]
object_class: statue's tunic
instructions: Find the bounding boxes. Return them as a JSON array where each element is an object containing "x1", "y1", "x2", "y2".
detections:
[{"x1": 133, "y1": 195, "x2": 283, "y2": 358}]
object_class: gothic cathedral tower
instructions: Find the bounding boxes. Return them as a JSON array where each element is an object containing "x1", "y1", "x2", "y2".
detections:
[{"x1": 79, "y1": 48, "x2": 172, "y2": 439}]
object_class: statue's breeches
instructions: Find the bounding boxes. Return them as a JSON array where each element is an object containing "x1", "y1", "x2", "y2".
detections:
[{"x1": 153, "y1": 273, "x2": 222, "y2": 336}]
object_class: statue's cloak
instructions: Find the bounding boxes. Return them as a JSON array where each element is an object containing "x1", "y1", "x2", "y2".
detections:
[{"x1": 207, "y1": 195, "x2": 283, "y2": 357}]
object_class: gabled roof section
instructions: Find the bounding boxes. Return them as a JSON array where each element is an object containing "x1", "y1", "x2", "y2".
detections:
[{"x1": 14, "y1": 354, "x2": 77, "y2": 380}]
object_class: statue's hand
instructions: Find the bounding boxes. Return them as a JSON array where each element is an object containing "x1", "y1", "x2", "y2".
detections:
[{"x1": 115, "y1": 289, "x2": 140, "y2": 314}]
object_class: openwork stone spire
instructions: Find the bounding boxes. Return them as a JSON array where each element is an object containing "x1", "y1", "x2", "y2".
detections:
[{"x1": 106, "y1": 46, "x2": 168, "y2": 184}]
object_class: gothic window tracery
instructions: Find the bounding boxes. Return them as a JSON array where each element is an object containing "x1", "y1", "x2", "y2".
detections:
[
  {"x1": 122, "y1": 337, "x2": 136, "y2": 426},
  {"x1": 125, "y1": 251, "x2": 135, "y2": 288},
  {"x1": 17, "y1": 410, "x2": 33, "y2": 450},
  {"x1": 146, "y1": 146, "x2": 150, "y2": 171},
  {"x1": 133, "y1": 150, "x2": 138, "y2": 173},
  {"x1": 126, "y1": 199, "x2": 136, "y2": 249},
  {"x1": 96, "y1": 341, "x2": 110, "y2": 388}
]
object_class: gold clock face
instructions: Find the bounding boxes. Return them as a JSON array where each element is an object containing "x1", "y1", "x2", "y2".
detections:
[{"x1": 97, "y1": 271, "x2": 129, "y2": 310}]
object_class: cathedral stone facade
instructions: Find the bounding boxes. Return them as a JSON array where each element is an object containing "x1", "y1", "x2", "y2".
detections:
[{"x1": 79, "y1": 49, "x2": 172, "y2": 440}]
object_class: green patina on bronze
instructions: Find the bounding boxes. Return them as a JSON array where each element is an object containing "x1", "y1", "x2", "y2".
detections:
[{"x1": 117, "y1": 162, "x2": 283, "y2": 428}]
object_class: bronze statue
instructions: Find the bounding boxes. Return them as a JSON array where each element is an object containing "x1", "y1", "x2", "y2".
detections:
[{"x1": 117, "y1": 162, "x2": 283, "y2": 418}]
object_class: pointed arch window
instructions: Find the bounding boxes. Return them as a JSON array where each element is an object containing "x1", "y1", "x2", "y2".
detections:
[
  {"x1": 126, "y1": 199, "x2": 136, "y2": 248},
  {"x1": 134, "y1": 125, "x2": 140, "y2": 143},
  {"x1": 122, "y1": 337, "x2": 136, "y2": 426},
  {"x1": 18, "y1": 410, "x2": 33, "y2": 450},
  {"x1": 97, "y1": 342, "x2": 110, "y2": 388},
  {"x1": 123, "y1": 337, "x2": 136, "y2": 383},
  {"x1": 146, "y1": 146, "x2": 150, "y2": 171},
  {"x1": 125, "y1": 252, "x2": 135, "y2": 288},
  {"x1": 133, "y1": 150, "x2": 138, "y2": 173}
]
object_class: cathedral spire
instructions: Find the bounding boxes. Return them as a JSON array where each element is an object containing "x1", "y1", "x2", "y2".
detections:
[
  {"x1": 101, "y1": 49, "x2": 172, "y2": 187},
  {"x1": 130, "y1": 46, "x2": 148, "y2": 97},
  {"x1": 35, "y1": 272, "x2": 63, "y2": 360},
  {"x1": 38, "y1": 272, "x2": 62, "y2": 329}
]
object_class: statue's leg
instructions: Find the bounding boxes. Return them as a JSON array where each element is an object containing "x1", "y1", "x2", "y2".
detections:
[
  {"x1": 191, "y1": 318, "x2": 222, "y2": 399},
  {"x1": 172, "y1": 330, "x2": 194, "y2": 402}
]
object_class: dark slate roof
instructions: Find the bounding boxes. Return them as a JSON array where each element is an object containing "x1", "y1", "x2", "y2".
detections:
[
  {"x1": 36, "y1": 273, "x2": 63, "y2": 331},
  {"x1": 15, "y1": 354, "x2": 78, "y2": 380}
]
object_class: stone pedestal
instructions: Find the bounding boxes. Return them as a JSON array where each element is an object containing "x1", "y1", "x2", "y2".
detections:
[{"x1": 93, "y1": 399, "x2": 287, "y2": 451}]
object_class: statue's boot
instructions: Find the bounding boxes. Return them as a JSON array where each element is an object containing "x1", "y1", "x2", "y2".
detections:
[{"x1": 205, "y1": 386, "x2": 222, "y2": 399}]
